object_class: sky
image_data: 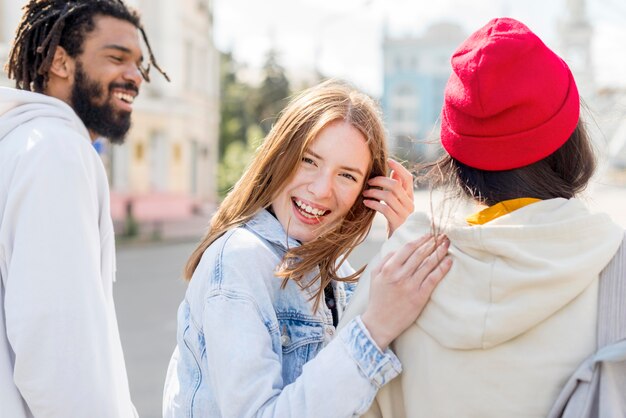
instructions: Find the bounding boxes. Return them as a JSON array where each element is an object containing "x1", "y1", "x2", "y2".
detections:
[{"x1": 212, "y1": 0, "x2": 626, "y2": 97}]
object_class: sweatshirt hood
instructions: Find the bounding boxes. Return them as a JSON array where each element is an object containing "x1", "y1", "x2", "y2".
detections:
[
  {"x1": 0, "y1": 87, "x2": 90, "y2": 142},
  {"x1": 389, "y1": 198, "x2": 623, "y2": 350}
]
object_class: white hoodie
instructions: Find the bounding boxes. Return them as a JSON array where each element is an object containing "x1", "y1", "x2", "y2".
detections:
[
  {"x1": 0, "y1": 87, "x2": 136, "y2": 417},
  {"x1": 341, "y1": 198, "x2": 623, "y2": 418}
]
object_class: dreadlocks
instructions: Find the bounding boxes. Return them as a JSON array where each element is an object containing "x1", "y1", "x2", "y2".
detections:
[{"x1": 5, "y1": 0, "x2": 169, "y2": 92}]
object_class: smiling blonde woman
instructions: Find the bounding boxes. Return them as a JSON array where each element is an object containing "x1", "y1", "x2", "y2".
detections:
[{"x1": 163, "y1": 80, "x2": 452, "y2": 417}]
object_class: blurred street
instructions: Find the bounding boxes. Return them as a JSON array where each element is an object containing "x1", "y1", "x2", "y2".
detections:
[
  {"x1": 115, "y1": 180, "x2": 626, "y2": 417},
  {"x1": 114, "y1": 242, "x2": 192, "y2": 418}
]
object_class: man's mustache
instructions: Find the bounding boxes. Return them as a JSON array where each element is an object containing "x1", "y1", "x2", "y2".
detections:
[{"x1": 109, "y1": 82, "x2": 139, "y2": 94}]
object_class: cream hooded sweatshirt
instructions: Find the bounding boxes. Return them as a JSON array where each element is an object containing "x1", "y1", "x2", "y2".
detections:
[
  {"x1": 341, "y1": 198, "x2": 623, "y2": 418},
  {"x1": 0, "y1": 87, "x2": 136, "y2": 417}
]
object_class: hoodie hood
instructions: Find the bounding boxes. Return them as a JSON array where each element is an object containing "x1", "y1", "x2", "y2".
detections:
[
  {"x1": 389, "y1": 198, "x2": 623, "y2": 350},
  {"x1": 0, "y1": 87, "x2": 90, "y2": 142}
]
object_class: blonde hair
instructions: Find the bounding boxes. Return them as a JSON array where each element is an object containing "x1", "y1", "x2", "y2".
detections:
[{"x1": 185, "y1": 79, "x2": 389, "y2": 309}]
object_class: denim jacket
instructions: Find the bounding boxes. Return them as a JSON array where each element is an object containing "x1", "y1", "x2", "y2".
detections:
[{"x1": 163, "y1": 209, "x2": 401, "y2": 417}]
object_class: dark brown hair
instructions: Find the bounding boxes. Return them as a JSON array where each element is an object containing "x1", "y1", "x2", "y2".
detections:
[{"x1": 422, "y1": 120, "x2": 596, "y2": 206}]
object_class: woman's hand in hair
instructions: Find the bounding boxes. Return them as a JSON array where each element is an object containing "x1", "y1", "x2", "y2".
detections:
[
  {"x1": 363, "y1": 159, "x2": 415, "y2": 237},
  {"x1": 361, "y1": 234, "x2": 452, "y2": 351}
]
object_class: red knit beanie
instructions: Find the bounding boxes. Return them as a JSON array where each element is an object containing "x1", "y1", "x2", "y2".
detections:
[{"x1": 440, "y1": 18, "x2": 580, "y2": 171}]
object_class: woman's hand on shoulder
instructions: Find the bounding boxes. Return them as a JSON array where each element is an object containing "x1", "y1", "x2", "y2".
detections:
[
  {"x1": 362, "y1": 159, "x2": 415, "y2": 237},
  {"x1": 361, "y1": 233, "x2": 452, "y2": 351}
]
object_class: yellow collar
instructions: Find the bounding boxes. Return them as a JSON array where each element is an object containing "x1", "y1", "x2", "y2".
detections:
[{"x1": 466, "y1": 198, "x2": 541, "y2": 225}]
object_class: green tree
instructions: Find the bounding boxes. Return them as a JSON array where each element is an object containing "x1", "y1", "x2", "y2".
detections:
[
  {"x1": 218, "y1": 51, "x2": 257, "y2": 158},
  {"x1": 217, "y1": 50, "x2": 291, "y2": 197},
  {"x1": 253, "y1": 49, "x2": 291, "y2": 135}
]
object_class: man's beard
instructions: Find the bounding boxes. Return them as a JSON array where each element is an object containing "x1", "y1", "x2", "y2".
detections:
[{"x1": 71, "y1": 62, "x2": 136, "y2": 144}]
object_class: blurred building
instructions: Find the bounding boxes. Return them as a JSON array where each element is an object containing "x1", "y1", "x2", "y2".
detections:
[
  {"x1": 381, "y1": 22, "x2": 466, "y2": 162},
  {"x1": 592, "y1": 87, "x2": 626, "y2": 171},
  {"x1": 557, "y1": 0, "x2": 626, "y2": 172},
  {"x1": 558, "y1": 0, "x2": 594, "y2": 98},
  {"x1": 0, "y1": 0, "x2": 220, "y2": 227},
  {"x1": 0, "y1": 1, "x2": 14, "y2": 87}
]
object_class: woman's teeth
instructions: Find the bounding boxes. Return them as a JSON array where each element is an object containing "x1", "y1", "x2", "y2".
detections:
[{"x1": 294, "y1": 199, "x2": 327, "y2": 218}]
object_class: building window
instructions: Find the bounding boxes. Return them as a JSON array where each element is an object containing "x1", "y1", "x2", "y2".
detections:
[
  {"x1": 135, "y1": 142, "x2": 144, "y2": 162},
  {"x1": 172, "y1": 143, "x2": 182, "y2": 164},
  {"x1": 396, "y1": 84, "x2": 413, "y2": 97},
  {"x1": 394, "y1": 56, "x2": 403, "y2": 73}
]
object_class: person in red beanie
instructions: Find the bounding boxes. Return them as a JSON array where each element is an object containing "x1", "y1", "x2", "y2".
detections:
[{"x1": 340, "y1": 17, "x2": 625, "y2": 417}]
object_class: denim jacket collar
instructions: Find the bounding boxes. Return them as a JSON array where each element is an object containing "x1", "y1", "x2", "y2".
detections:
[{"x1": 245, "y1": 208, "x2": 301, "y2": 253}]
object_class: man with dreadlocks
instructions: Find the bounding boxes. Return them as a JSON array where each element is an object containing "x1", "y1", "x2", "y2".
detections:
[{"x1": 0, "y1": 1, "x2": 167, "y2": 416}]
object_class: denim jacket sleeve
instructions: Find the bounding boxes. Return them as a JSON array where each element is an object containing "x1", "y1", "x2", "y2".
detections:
[{"x1": 202, "y1": 290, "x2": 402, "y2": 418}]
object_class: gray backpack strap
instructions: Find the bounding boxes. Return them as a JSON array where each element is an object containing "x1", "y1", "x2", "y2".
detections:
[
  {"x1": 548, "y1": 231, "x2": 626, "y2": 418},
  {"x1": 597, "y1": 231, "x2": 626, "y2": 346}
]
